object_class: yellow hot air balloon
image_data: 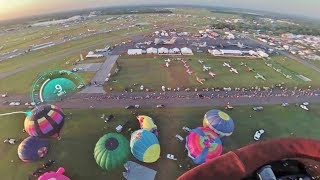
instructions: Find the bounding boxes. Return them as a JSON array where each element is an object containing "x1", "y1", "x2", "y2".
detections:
[{"x1": 137, "y1": 115, "x2": 158, "y2": 136}]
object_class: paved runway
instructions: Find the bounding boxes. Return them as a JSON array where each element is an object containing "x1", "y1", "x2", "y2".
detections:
[
  {"x1": 79, "y1": 55, "x2": 119, "y2": 94},
  {"x1": 74, "y1": 63, "x2": 103, "y2": 72}
]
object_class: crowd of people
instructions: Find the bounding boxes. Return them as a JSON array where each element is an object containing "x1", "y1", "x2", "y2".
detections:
[{"x1": 77, "y1": 86, "x2": 320, "y2": 102}]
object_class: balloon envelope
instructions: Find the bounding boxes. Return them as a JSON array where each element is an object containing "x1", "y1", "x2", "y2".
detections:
[
  {"x1": 94, "y1": 133, "x2": 130, "y2": 171},
  {"x1": 24, "y1": 104, "x2": 65, "y2": 138},
  {"x1": 18, "y1": 136, "x2": 49, "y2": 162},
  {"x1": 137, "y1": 115, "x2": 158, "y2": 135},
  {"x1": 185, "y1": 127, "x2": 222, "y2": 164},
  {"x1": 130, "y1": 129, "x2": 160, "y2": 163},
  {"x1": 203, "y1": 109, "x2": 234, "y2": 136}
]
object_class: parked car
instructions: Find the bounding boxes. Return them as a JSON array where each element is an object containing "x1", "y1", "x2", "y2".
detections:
[
  {"x1": 134, "y1": 105, "x2": 140, "y2": 108},
  {"x1": 125, "y1": 105, "x2": 135, "y2": 109},
  {"x1": 253, "y1": 106, "x2": 264, "y2": 111},
  {"x1": 156, "y1": 104, "x2": 165, "y2": 108},
  {"x1": 105, "y1": 115, "x2": 114, "y2": 122},
  {"x1": 115, "y1": 125, "x2": 123, "y2": 133},
  {"x1": 254, "y1": 129, "x2": 265, "y2": 141},
  {"x1": 175, "y1": 135, "x2": 184, "y2": 142},
  {"x1": 300, "y1": 105, "x2": 309, "y2": 111},
  {"x1": 182, "y1": 127, "x2": 191, "y2": 132}
]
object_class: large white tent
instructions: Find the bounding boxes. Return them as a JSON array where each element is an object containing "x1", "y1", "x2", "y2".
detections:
[
  {"x1": 181, "y1": 47, "x2": 193, "y2": 55},
  {"x1": 146, "y1": 47, "x2": 158, "y2": 54},
  {"x1": 158, "y1": 47, "x2": 169, "y2": 54},
  {"x1": 128, "y1": 49, "x2": 143, "y2": 55}
]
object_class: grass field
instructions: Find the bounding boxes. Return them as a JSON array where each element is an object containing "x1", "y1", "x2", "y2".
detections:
[
  {"x1": 0, "y1": 15, "x2": 136, "y2": 52},
  {"x1": 105, "y1": 54, "x2": 320, "y2": 92},
  {"x1": 0, "y1": 26, "x2": 150, "y2": 75},
  {"x1": 1, "y1": 104, "x2": 320, "y2": 179},
  {"x1": 0, "y1": 55, "x2": 93, "y2": 94}
]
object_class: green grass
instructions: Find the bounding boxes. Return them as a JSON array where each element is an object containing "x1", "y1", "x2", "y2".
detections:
[
  {"x1": 0, "y1": 26, "x2": 150, "y2": 75},
  {"x1": 0, "y1": 55, "x2": 92, "y2": 94},
  {"x1": 106, "y1": 55, "x2": 320, "y2": 91},
  {"x1": 270, "y1": 56, "x2": 320, "y2": 87},
  {"x1": 1, "y1": 104, "x2": 320, "y2": 179}
]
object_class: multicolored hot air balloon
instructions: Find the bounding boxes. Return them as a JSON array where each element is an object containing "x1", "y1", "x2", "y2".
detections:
[
  {"x1": 185, "y1": 127, "x2": 222, "y2": 164},
  {"x1": 24, "y1": 104, "x2": 65, "y2": 138},
  {"x1": 38, "y1": 167, "x2": 70, "y2": 180},
  {"x1": 203, "y1": 109, "x2": 234, "y2": 136},
  {"x1": 18, "y1": 136, "x2": 49, "y2": 162},
  {"x1": 130, "y1": 129, "x2": 160, "y2": 163},
  {"x1": 137, "y1": 115, "x2": 158, "y2": 136},
  {"x1": 94, "y1": 133, "x2": 130, "y2": 171}
]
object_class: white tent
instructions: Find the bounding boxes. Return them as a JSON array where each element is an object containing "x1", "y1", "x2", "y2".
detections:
[
  {"x1": 169, "y1": 48, "x2": 181, "y2": 54},
  {"x1": 146, "y1": 47, "x2": 158, "y2": 54},
  {"x1": 86, "y1": 51, "x2": 104, "y2": 58},
  {"x1": 158, "y1": 47, "x2": 169, "y2": 54},
  {"x1": 257, "y1": 50, "x2": 269, "y2": 58},
  {"x1": 181, "y1": 47, "x2": 193, "y2": 55},
  {"x1": 128, "y1": 49, "x2": 143, "y2": 55},
  {"x1": 123, "y1": 161, "x2": 157, "y2": 180},
  {"x1": 172, "y1": 48, "x2": 181, "y2": 53},
  {"x1": 208, "y1": 49, "x2": 223, "y2": 56}
]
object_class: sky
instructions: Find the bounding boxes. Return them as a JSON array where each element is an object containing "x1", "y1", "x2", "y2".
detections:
[{"x1": 0, "y1": 0, "x2": 319, "y2": 21}]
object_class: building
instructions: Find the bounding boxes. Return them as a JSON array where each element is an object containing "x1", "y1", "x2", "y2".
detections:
[
  {"x1": 181, "y1": 47, "x2": 193, "y2": 55},
  {"x1": 95, "y1": 46, "x2": 110, "y2": 52},
  {"x1": 248, "y1": 50, "x2": 258, "y2": 56},
  {"x1": 127, "y1": 49, "x2": 143, "y2": 55},
  {"x1": 146, "y1": 47, "x2": 158, "y2": 54},
  {"x1": 220, "y1": 49, "x2": 243, "y2": 56},
  {"x1": 257, "y1": 50, "x2": 269, "y2": 58},
  {"x1": 158, "y1": 47, "x2": 169, "y2": 54},
  {"x1": 86, "y1": 51, "x2": 104, "y2": 58}
]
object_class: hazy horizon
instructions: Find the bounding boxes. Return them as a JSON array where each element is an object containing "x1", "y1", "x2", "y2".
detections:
[{"x1": 0, "y1": 0, "x2": 319, "y2": 21}]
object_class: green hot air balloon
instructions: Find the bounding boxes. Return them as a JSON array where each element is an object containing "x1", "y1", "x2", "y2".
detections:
[{"x1": 94, "y1": 133, "x2": 130, "y2": 171}]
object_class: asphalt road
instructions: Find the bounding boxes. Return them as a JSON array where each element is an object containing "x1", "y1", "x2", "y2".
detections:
[{"x1": 1, "y1": 89, "x2": 319, "y2": 109}]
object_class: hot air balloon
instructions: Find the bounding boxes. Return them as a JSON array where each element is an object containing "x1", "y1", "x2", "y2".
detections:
[
  {"x1": 203, "y1": 109, "x2": 234, "y2": 136},
  {"x1": 24, "y1": 104, "x2": 65, "y2": 138},
  {"x1": 137, "y1": 115, "x2": 158, "y2": 136},
  {"x1": 18, "y1": 136, "x2": 49, "y2": 162},
  {"x1": 38, "y1": 167, "x2": 70, "y2": 180},
  {"x1": 94, "y1": 133, "x2": 130, "y2": 171},
  {"x1": 185, "y1": 127, "x2": 222, "y2": 164},
  {"x1": 130, "y1": 129, "x2": 160, "y2": 163}
]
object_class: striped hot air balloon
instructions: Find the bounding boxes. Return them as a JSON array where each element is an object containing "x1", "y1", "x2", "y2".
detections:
[
  {"x1": 203, "y1": 109, "x2": 235, "y2": 137},
  {"x1": 94, "y1": 133, "x2": 130, "y2": 171},
  {"x1": 24, "y1": 104, "x2": 65, "y2": 138},
  {"x1": 18, "y1": 136, "x2": 49, "y2": 162},
  {"x1": 185, "y1": 127, "x2": 222, "y2": 165},
  {"x1": 130, "y1": 129, "x2": 160, "y2": 163}
]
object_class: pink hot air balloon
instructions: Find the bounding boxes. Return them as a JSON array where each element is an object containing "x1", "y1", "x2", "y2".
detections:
[{"x1": 38, "y1": 167, "x2": 70, "y2": 180}]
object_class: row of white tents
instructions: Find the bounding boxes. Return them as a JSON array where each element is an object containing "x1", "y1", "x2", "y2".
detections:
[
  {"x1": 208, "y1": 49, "x2": 269, "y2": 58},
  {"x1": 128, "y1": 47, "x2": 193, "y2": 56}
]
